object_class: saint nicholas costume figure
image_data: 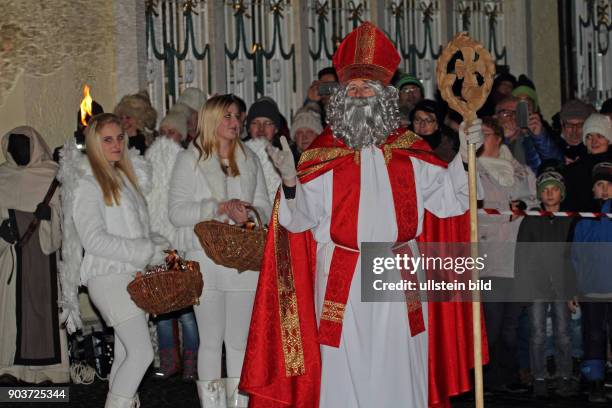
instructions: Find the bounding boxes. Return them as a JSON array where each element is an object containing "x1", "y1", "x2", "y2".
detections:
[{"x1": 240, "y1": 22, "x2": 487, "y2": 408}]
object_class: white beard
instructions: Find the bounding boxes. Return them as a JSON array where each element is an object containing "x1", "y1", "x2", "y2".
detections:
[{"x1": 327, "y1": 82, "x2": 400, "y2": 150}]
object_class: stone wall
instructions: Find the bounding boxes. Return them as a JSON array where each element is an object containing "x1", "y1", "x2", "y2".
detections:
[{"x1": 0, "y1": 0, "x2": 145, "y2": 162}]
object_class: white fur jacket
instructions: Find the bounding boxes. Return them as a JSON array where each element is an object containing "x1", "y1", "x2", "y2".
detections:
[
  {"x1": 168, "y1": 143, "x2": 272, "y2": 254},
  {"x1": 58, "y1": 142, "x2": 154, "y2": 333},
  {"x1": 144, "y1": 137, "x2": 183, "y2": 247}
]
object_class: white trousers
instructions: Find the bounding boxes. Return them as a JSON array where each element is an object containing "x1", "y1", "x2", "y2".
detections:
[
  {"x1": 107, "y1": 315, "x2": 154, "y2": 398},
  {"x1": 88, "y1": 276, "x2": 153, "y2": 399},
  {"x1": 193, "y1": 290, "x2": 255, "y2": 380}
]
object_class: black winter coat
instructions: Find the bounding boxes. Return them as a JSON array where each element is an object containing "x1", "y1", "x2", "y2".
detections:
[{"x1": 514, "y1": 210, "x2": 577, "y2": 301}]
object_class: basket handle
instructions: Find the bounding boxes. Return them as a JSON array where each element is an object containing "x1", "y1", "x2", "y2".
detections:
[{"x1": 245, "y1": 205, "x2": 266, "y2": 238}]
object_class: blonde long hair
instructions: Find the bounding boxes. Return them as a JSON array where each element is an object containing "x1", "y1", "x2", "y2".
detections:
[
  {"x1": 193, "y1": 94, "x2": 244, "y2": 176},
  {"x1": 85, "y1": 113, "x2": 141, "y2": 206}
]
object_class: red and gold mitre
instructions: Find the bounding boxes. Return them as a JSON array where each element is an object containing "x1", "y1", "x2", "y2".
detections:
[{"x1": 332, "y1": 21, "x2": 401, "y2": 85}]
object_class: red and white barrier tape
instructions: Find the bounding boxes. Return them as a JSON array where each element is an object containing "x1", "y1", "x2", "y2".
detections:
[{"x1": 479, "y1": 208, "x2": 612, "y2": 218}]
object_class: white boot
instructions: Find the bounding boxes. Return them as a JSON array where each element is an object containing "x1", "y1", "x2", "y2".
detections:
[
  {"x1": 196, "y1": 379, "x2": 227, "y2": 408},
  {"x1": 225, "y1": 378, "x2": 249, "y2": 408},
  {"x1": 104, "y1": 392, "x2": 137, "y2": 408}
]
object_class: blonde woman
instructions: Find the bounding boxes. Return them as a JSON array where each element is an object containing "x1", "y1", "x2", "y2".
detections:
[
  {"x1": 73, "y1": 113, "x2": 166, "y2": 408},
  {"x1": 114, "y1": 92, "x2": 158, "y2": 155},
  {"x1": 169, "y1": 95, "x2": 271, "y2": 408}
]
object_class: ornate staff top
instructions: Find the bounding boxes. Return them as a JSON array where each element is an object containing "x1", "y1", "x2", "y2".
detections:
[{"x1": 436, "y1": 32, "x2": 495, "y2": 122}]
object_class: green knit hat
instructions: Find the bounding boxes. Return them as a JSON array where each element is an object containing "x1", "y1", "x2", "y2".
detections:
[
  {"x1": 512, "y1": 85, "x2": 539, "y2": 112},
  {"x1": 394, "y1": 74, "x2": 424, "y2": 94},
  {"x1": 536, "y1": 171, "x2": 566, "y2": 201}
]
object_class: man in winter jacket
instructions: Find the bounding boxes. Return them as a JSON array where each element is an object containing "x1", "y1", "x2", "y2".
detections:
[
  {"x1": 494, "y1": 96, "x2": 563, "y2": 174},
  {"x1": 558, "y1": 100, "x2": 596, "y2": 165}
]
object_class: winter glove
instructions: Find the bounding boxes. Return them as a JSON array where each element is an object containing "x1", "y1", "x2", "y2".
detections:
[
  {"x1": 459, "y1": 118, "x2": 484, "y2": 162},
  {"x1": 34, "y1": 202, "x2": 52, "y2": 221},
  {"x1": 149, "y1": 234, "x2": 170, "y2": 265},
  {"x1": 0, "y1": 219, "x2": 17, "y2": 245},
  {"x1": 267, "y1": 136, "x2": 297, "y2": 187}
]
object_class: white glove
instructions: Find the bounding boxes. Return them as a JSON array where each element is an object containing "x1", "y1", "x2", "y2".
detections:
[
  {"x1": 149, "y1": 234, "x2": 170, "y2": 265},
  {"x1": 459, "y1": 119, "x2": 484, "y2": 162},
  {"x1": 266, "y1": 136, "x2": 297, "y2": 186}
]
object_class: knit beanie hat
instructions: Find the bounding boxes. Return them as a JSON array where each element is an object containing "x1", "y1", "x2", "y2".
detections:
[
  {"x1": 169, "y1": 103, "x2": 193, "y2": 120},
  {"x1": 290, "y1": 109, "x2": 323, "y2": 141},
  {"x1": 560, "y1": 99, "x2": 595, "y2": 122},
  {"x1": 247, "y1": 98, "x2": 281, "y2": 129},
  {"x1": 159, "y1": 111, "x2": 188, "y2": 140},
  {"x1": 177, "y1": 87, "x2": 206, "y2": 112},
  {"x1": 592, "y1": 162, "x2": 612, "y2": 185},
  {"x1": 494, "y1": 72, "x2": 517, "y2": 88},
  {"x1": 536, "y1": 170, "x2": 566, "y2": 201},
  {"x1": 394, "y1": 74, "x2": 424, "y2": 94},
  {"x1": 582, "y1": 113, "x2": 612, "y2": 144}
]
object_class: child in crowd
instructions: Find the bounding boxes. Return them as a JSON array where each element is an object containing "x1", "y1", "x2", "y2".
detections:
[
  {"x1": 572, "y1": 162, "x2": 612, "y2": 403},
  {"x1": 515, "y1": 170, "x2": 578, "y2": 398}
]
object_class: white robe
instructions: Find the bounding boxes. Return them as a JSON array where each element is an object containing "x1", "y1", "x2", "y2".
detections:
[{"x1": 278, "y1": 146, "x2": 471, "y2": 408}]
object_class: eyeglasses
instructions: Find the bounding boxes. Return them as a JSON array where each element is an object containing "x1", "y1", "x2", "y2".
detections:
[
  {"x1": 400, "y1": 88, "x2": 420, "y2": 95},
  {"x1": 562, "y1": 121, "x2": 584, "y2": 130},
  {"x1": 413, "y1": 117, "x2": 437, "y2": 126},
  {"x1": 496, "y1": 109, "x2": 516, "y2": 119},
  {"x1": 250, "y1": 121, "x2": 276, "y2": 129}
]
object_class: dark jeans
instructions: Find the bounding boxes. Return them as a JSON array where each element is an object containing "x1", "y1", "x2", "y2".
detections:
[
  {"x1": 484, "y1": 302, "x2": 523, "y2": 388},
  {"x1": 529, "y1": 301, "x2": 572, "y2": 379},
  {"x1": 156, "y1": 308, "x2": 199, "y2": 352},
  {"x1": 581, "y1": 301, "x2": 612, "y2": 361}
]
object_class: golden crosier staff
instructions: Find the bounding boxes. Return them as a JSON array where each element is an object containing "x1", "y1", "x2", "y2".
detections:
[{"x1": 436, "y1": 32, "x2": 495, "y2": 408}]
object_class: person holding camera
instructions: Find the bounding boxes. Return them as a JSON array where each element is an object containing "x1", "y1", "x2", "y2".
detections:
[
  {"x1": 303, "y1": 67, "x2": 339, "y2": 127},
  {"x1": 494, "y1": 95, "x2": 563, "y2": 174}
]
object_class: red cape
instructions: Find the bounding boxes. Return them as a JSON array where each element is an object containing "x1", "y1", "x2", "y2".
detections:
[{"x1": 240, "y1": 129, "x2": 488, "y2": 407}]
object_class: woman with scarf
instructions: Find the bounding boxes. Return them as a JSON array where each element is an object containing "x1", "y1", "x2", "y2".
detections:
[
  {"x1": 409, "y1": 99, "x2": 459, "y2": 163},
  {"x1": 473, "y1": 117, "x2": 537, "y2": 393}
]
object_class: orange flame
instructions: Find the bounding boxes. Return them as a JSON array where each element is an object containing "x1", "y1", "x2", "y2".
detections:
[{"x1": 80, "y1": 85, "x2": 93, "y2": 126}]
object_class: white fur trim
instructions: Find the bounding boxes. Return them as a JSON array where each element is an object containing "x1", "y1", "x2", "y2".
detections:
[
  {"x1": 57, "y1": 141, "x2": 87, "y2": 333},
  {"x1": 144, "y1": 138, "x2": 183, "y2": 247}
]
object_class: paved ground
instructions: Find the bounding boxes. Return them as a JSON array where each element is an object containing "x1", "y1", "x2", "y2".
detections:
[{"x1": 0, "y1": 372, "x2": 608, "y2": 407}]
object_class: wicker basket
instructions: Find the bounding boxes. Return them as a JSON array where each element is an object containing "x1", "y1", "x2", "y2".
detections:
[
  {"x1": 127, "y1": 251, "x2": 203, "y2": 316},
  {"x1": 194, "y1": 205, "x2": 267, "y2": 272}
]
